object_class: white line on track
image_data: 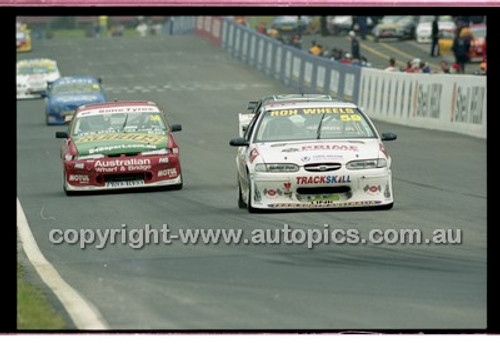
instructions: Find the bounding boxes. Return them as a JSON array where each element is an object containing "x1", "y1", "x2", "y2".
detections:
[{"x1": 17, "y1": 198, "x2": 109, "y2": 330}]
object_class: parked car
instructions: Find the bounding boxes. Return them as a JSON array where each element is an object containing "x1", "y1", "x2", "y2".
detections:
[
  {"x1": 438, "y1": 23, "x2": 486, "y2": 62},
  {"x1": 415, "y1": 15, "x2": 456, "y2": 44},
  {"x1": 326, "y1": 16, "x2": 374, "y2": 36},
  {"x1": 268, "y1": 16, "x2": 312, "y2": 35},
  {"x1": 372, "y1": 15, "x2": 418, "y2": 42}
]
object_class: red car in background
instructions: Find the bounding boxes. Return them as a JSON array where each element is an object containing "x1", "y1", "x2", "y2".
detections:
[
  {"x1": 55, "y1": 100, "x2": 183, "y2": 195},
  {"x1": 468, "y1": 23, "x2": 486, "y2": 62}
]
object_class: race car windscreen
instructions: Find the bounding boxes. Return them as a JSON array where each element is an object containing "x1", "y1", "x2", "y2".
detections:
[
  {"x1": 72, "y1": 112, "x2": 167, "y2": 137},
  {"x1": 53, "y1": 82, "x2": 102, "y2": 94},
  {"x1": 17, "y1": 65, "x2": 55, "y2": 75},
  {"x1": 254, "y1": 107, "x2": 377, "y2": 142}
]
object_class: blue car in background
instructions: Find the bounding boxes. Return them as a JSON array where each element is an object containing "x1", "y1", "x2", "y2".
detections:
[{"x1": 44, "y1": 75, "x2": 107, "y2": 125}]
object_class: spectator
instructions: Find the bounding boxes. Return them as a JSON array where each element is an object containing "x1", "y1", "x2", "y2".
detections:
[
  {"x1": 430, "y1": 16, "x2": 440, "y2": 57},
  {"x1": 360, "y1": 56, "x2": 371, "y2": 67},
  {"x1": 356, "y1": 16, "x2": 368, "y2": 40},
  {"x1": 482, "y1": 35, "x2": 487, "y2": 62},
  {"x1": 256, "y1": 22, "x2": 267, "y2": 34},
  {"x1": 404, "y1": 60, "x2": 413, "y2": 72},
  {"x1": 479, "y1": 61, "x2": 486, "y2": 75},
  {"x1": 267, "y1": 28, "x2": 279, "y2": 39},
  {"x1": 340, "y1": 52, "x2": 353, "y2": 64},
  {"x1": 290, "y1": 34, "x2": 302, "y2": 49},
  {"x1": 450, "y1": 62, "x2": 460, "y2": 74},
  {"x1": 440, "y1": 60, "x2": 450, "y2": 73},
  {"x1": 349, "y1": 30, "x2": 360, "y2": 60},
  {"x1": 309, "y1": 41, "x2": 322, "y2": 55},
  {"x1": 136, "y1": 21, "x2": 148, "y2": 37},
  {"x1": 405, "y1": 58, "x2": 422, "y2": 73},
  {"x1": 420, "y1": 61, "x2": 431, "y2": 73},
  {"x1": 384, "y1": 57, "x2": 399, "y2": 72},
  {"x1": 452, "y1": 27, "x2": 471, "y2": 74}
]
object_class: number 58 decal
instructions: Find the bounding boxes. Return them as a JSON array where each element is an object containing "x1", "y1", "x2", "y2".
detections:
[{"x1": 340, "y1": 114, "x2": 362, "y2": 121}]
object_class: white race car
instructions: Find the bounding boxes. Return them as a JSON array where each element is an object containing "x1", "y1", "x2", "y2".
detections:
[
  {"x1": 229, "y1": 95, "x2": 397, "y2": 211},
  {"x1": 17, "y1": 58, "x2": 61, "y2": 99}
]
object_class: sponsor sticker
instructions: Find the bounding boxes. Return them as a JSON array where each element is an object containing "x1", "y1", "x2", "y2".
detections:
[
  {"x1": 301, "y1": 144, "x2": 358, "y2": 152},
  {"x1": 68, "y1": 174, "x2": 89, "y2": 183},
  {"x1": 269, "y1": 107, "x2": 357, "y2": 117},
  {"x1": 364, "y1": 185, "x2": 382, "y2": 195},
  {"x1": 76, "y1": 133, "x2": 166, "y2": 145},
  {"x1": 249, "y1": 148, "x2": 259, "y2": 164},
  {"x1": 105, "y1": 180, "x2": 145, "y2": 188},
  {"x1": 268, "y1": 200, "x2": 381, "y2": 208},
  {"x1": 296, "y1": 175, "x2": 351, "y2": 185},
  {"x1": 158, "y1": 168, "x2": 178, "y2": 178},
  {"x1": 263, "y1": 188, "x2": 283, "y2": 198}
]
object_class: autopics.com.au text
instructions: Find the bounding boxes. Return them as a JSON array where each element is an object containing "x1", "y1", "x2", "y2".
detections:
[{"x1": 48, "y1": 224, "x2": 463, "y2": 250}]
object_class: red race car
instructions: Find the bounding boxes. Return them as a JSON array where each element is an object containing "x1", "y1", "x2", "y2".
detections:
[{"x1": 55, "y1": 100, "x2": 183, "y2": 195}]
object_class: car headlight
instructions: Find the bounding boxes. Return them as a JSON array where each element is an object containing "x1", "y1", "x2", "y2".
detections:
[
  {"x1": 255, "y1": 163, "x2": 299, "y2": 173},
  {"x1": 346, "y1": 159, "x2": 387, "y2": 170},
  {"x1": 74, "y1": 154, "x2": 105, "y2": 160},
  {"x1": 141, "y1": 148, "x2": 171, "y2": 156}
]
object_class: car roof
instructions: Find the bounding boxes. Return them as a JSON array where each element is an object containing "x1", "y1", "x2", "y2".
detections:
[
  {"x1": 262, "y1": 100, "x2": 358, "y2": 111},
  {"x1": 53, "y1": 75, "x2": 100, "y2": 85},
  {"x1": 17, "y1": 58, "x2": 56, "y2": 66},
  {"x1": 78, "y1": 100, "x2": 158, "y2": 112},
  {"x1": 262, "y1": 94, "x2": 343, "y2": 106}
]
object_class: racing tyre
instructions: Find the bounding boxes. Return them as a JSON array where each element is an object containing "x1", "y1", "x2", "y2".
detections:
[
  {"x1": 238, "y1": 181, "x2": 246, "y2": 209},
  {"x1": 171, "y1": 174, "x2": 183, "y2": 190},
  {"x1": 63, "y1": 170, "x2": 77, "y2": 196},
  {"x1": 376, "y1": 202, "x2": 393, "y2": 210},
  {"x1": 247, "y1": 181, "x2": 257, "y2": 213}
]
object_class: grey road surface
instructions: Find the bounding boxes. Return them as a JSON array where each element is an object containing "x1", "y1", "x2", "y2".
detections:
[{"x1": 17, "y1": 34, "x2": 486, "y2": 330}]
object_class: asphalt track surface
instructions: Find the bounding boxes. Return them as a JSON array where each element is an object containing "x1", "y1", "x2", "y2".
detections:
[{"x1": 17, "y1": 34, "x2": 486, "y2": 330}]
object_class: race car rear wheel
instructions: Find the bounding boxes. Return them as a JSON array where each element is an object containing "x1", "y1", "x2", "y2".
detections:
[
  {"x1": 170, "y1": 173, "x2": 183, "y2": 190},
  {"x1": 63, "y1": 171, "x2": 77, "y2": 196}
]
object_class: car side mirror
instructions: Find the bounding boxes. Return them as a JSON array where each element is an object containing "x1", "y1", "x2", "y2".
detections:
[
  {"x1": 171, "y1": 124, "x2": 182, "y2": 132},
  {"x1": 381, "y1": 132, "x2": 397, "y2": 141},
  {"x1": 229, "y1": 138, "x2": 249, "y2": 147},
  {"x1": 247, "y1": 101, "x2": 258, "y2": 112},
  {"x1": 55, "y1": 131, "x2": 68, "y2": 139}
]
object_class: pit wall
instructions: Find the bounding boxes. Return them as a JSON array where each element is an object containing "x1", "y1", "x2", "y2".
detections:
[{"x1": 194, "y1": 16, "x2": 486, "y2": 139}]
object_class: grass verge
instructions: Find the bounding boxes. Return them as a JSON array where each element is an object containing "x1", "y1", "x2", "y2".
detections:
[{"x1": 17, "y1": 263, "x2": 67, "y2": 330}]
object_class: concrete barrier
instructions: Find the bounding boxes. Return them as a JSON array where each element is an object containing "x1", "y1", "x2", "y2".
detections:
[{"x1": 359, "y1": 68, "x2": 486, "y2": 138}]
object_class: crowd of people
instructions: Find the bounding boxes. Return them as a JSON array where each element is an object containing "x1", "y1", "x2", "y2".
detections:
[
  {"x1": 307, "y1": 31, "x2": 371, "y2": 68},
  {"x1": 253, "y1": 18, "x2": 486, "y2": 76}
]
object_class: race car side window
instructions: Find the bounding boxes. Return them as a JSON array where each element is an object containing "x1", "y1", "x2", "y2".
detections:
[{"x1": 245, "y1": 110, "x2": 261, "y2": 142}]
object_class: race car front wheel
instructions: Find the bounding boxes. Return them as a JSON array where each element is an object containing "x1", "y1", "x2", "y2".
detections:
[
  {"x1": 238, "y1": 181, "x2": 246, "y2": 209},
  {"x1": 246, "y1": 180, "x2": 257, "y2": 213}
]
